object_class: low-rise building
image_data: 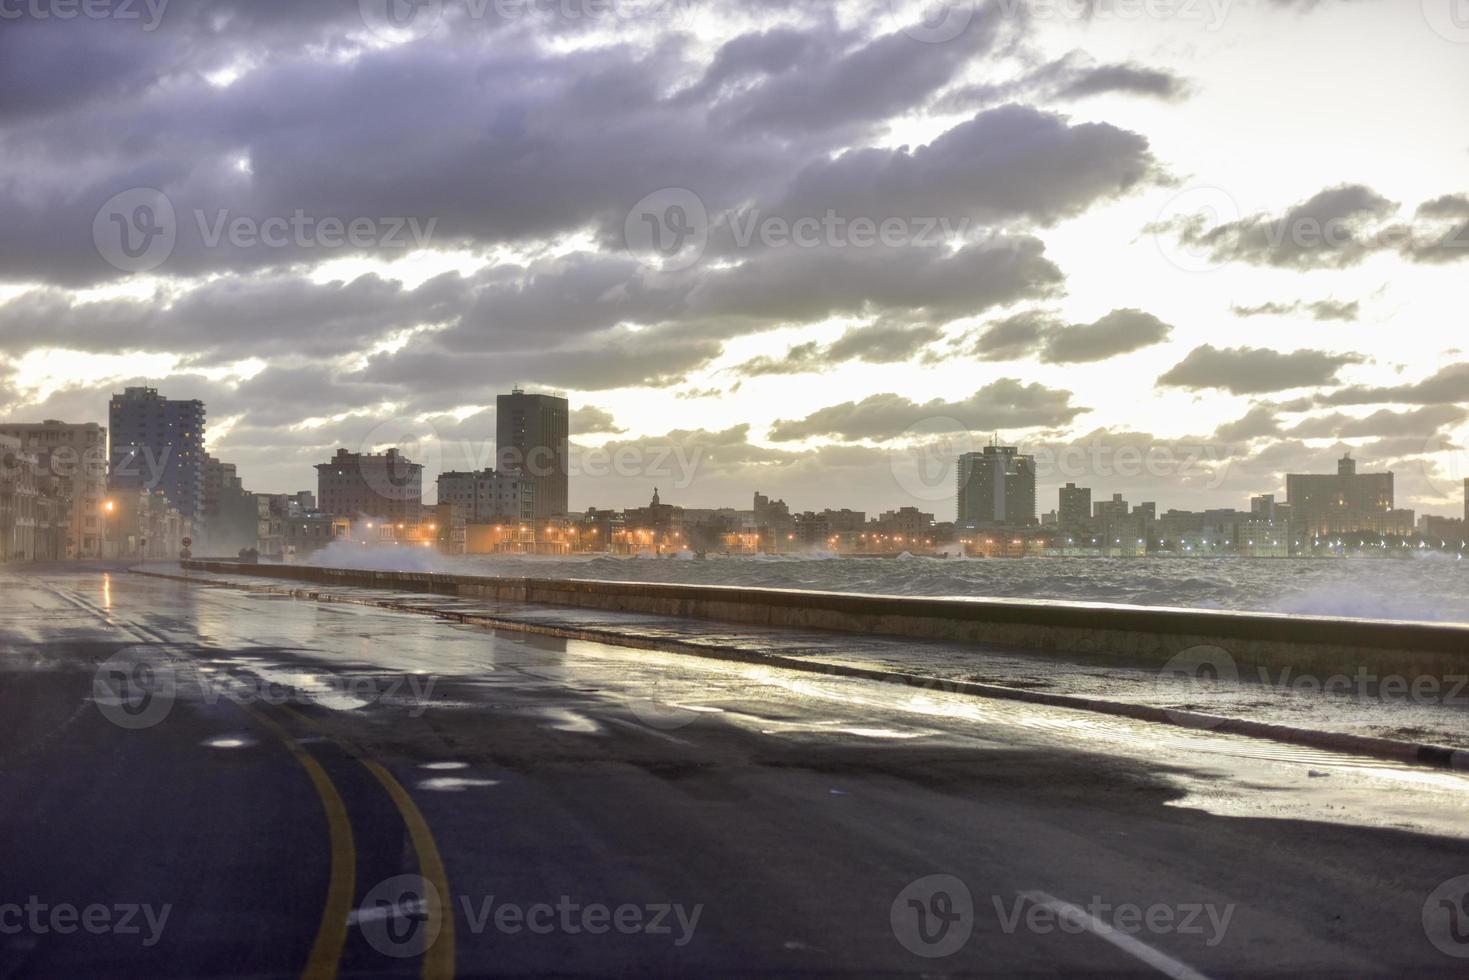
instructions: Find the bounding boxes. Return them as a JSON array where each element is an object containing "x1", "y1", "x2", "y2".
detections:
[
  {"x1": 0, "y1": 436, "x2": 38, "y2": 561},
  {"x1": 0, "y1": 420, "x2": 108, "y2": 559},
  {"x1": 316, "y1": 447, "x2": 423, "y2": 524},
  {"x1": 436, "y1": 469, "x2": 535, "y2": 525},
  {"x1": 285, "y1": 514, "x2": 351, "y2": 557}
]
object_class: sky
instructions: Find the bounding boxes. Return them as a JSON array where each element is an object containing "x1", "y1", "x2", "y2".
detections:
[{"x1": 1, "y1": 0, "x2": 1467, "y2": 521}]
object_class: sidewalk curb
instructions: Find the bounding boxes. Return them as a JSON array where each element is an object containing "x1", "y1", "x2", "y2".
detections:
[{"x1": 128, "y1": 566, "x2": 1469, "y2": 773}]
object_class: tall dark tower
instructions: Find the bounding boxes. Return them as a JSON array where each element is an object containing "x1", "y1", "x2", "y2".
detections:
[
  {"x1": 108, "y1": 386, "x2": 206, "y2": 520},
  {"x1": 496, "y1": 388, "x2": 569, "y2": 523}
]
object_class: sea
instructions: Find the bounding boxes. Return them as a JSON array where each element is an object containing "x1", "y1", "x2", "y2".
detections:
[{"x1": 303, "y1": 546, "x2": 1469, "y2": 624}]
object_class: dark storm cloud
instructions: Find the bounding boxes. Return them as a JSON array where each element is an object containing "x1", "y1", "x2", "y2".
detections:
[
  {"x1": 0, "y1": 0, "x2": 1277, "y2": 506},
  {"x1": 691, "y1": 235, "x2": 1066, "y2": 327},
  {"x1": 435, "y1": 233, "x2": 1063, "y2": 357},
  {"x1": 770, "y1": 105, "x2": 1160, "y2": 229},
  {"x1": 767, "y1": 379, "x2": 1086, "y2": 442},
  {"x1": 1317, "y1": 362, "x2": 1469, "y2": 407},
  {"x1": 1157, "y1": 345, "x2": 1364, "y2": 394},
  {"x1": 0, "y1": 36, "x2": 776, "y2": 286},
  {"x1": 965, "y1": 308, "x2": 1172, "y2": 363},
  {"x1": 704, "y1": 13, "x2": 1011, "y2": 137},
  {"x1": 0, "y1": 272, "x2": 468, "y2": 363}
]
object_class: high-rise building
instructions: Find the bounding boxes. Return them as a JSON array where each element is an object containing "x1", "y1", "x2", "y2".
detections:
[
  {"x1": 496, "y1": 389, "x2": 568, "y2": 523},
  {"x1": 1286, "y1": 453, "x2": 1398, "y2": 536},
  {"x1": 108, "y1": 387, "x2": 205, "y2": 520},
  {"x1": 436, "y1": 469, "x2": 535, "y2": 524},
  {"x1": 1058, "y1": 483, "x2": 1091, "y2": 533},
  {"x1": 0, "y1": 420, "x2": 108, "y2": 558},
  {"x1": 315, "y1": 447, "x2": 423, "y2": 524},
  {"x1": 956, "y1": 443, "x2": 1036, "y2": 527}
]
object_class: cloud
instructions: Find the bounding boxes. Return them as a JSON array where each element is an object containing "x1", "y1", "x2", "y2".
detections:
[
  {"x1": 1230, "y1": 298, "x2": 1359, "y2": 322},
  {"x1": 1154, "y1": 184, "x2": 1397, "y2": 269},
  {"x1": 734, "y1": 321, "x2": 944, "y2": 377},
  {"x1": 934, "y1": 52, "x2": 1191, "y2": 112},
  {"x1": 0, "y1": 271, "x2": 468, "y2": 362},
  {"x1": 965, "y1": 308, "x2": 1172, "y2": 363},
  {"x1": 1053, "y1": 62, "x2": 1190, "y2": 101},
  {"x1": 571, "y1": 405, "x2": 625, "y2": 435},
  {"x1": 1040, "y1": 308, "x2": 1173, "y2": 363},
  {"x1": 1212, "y1": 404, "x2": 1284, "y2": 442},
  {"x1": 769, "y1": 104, "x2": 1161, "y2": 230},
  {"x1": 1318, "y1": 362, "x2": 1469, "y2": 407},
  {"x1": 1397, "y1": 194, "x2": 1469, "y2": 265},
  {"x1": 1158, "y1": 345, "x2": 1364, "y2": 394},
  {"x1": 1285, "y1": 405, "x2": 1468, "y2": 440},
  {"x1": 768, "y1": 379, "x2": 1087, "y2": 442},
  {"x1": 966, "y1": 311, "x2": 1052, "y2": 360},
  {"x1": 361, "y1": 326, "x2": 723, "y2": 395},
  {"x1": 1152, "y1": 183, "x2": 1469, "y2": 271}
]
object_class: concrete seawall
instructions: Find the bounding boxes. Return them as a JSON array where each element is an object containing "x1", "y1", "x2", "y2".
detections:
[{"x1": 181, "y1": 560, "x2": 1469, "y2": 681}]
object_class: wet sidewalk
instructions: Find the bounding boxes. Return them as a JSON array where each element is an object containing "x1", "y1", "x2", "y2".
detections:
[{"x1": 133, "y1": 563, "x2": 1469, "y2": 754}]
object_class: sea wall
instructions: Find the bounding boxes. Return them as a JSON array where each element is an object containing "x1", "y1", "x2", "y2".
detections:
[{"x1": 178, "y1": 560, "x2": 1469, "y2": 681}]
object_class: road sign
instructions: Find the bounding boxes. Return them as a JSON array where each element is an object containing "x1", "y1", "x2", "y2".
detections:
[{"x1": 182, "y1": 536, "x2": 192, "y2": 548}]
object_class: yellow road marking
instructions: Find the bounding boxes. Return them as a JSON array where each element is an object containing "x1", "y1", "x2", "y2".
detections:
[
  {"x1": 280, "y1": 706, "x2": 455, "y2": 980},
  {"x1": 246, "y1": 706, "x2": 356, "y2": 980},
  {"x1": 360, "y1": 758, "x2": 456, "y2": 980}
]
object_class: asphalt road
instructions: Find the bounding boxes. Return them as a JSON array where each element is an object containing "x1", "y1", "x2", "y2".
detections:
[{"x1": 2, "y1": 566, "x2": 1469, "y2": 978}]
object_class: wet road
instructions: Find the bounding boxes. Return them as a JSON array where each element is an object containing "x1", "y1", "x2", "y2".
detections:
[{"x1": 2, "y1": 567, "x2": 1469, "y2": 977}]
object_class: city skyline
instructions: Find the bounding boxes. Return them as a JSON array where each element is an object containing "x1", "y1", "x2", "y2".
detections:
[
  {"x1": 10, "y1": 381, "x2": 1469, "y2": 532},
  {"x1": 2, "y1": 2, "x2": 1467, "y2": 518}
]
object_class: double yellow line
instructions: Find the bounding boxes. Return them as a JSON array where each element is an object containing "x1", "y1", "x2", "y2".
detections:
[
  {"x1": 70, "y1": 584, "x2": 454, "y2": 980},
  {"x1": 249, "y1": 705, "x2": 456, "y2": 980}
]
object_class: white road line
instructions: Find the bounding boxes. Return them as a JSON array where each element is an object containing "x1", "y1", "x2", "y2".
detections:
[{"x1": 1019, "y1": 891, "x2": 1214, "y2": 980}]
